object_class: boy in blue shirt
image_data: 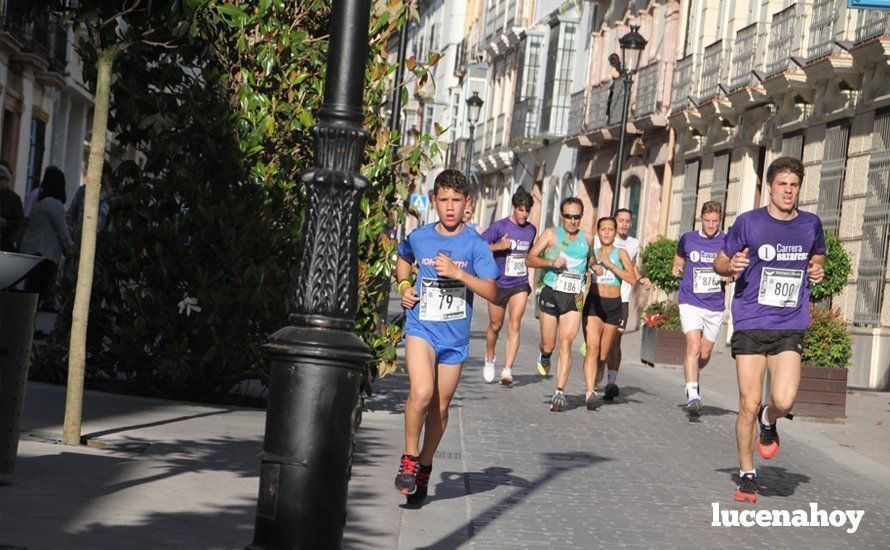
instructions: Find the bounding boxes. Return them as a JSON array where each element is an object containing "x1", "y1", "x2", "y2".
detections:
[{"x1": 394, "y1": 169, "x2": 498, "y2": 505}]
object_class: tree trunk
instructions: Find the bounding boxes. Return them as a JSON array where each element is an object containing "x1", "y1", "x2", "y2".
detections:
[{"x1": 62, "y1": 50, "x2": 114, "y2": 446}]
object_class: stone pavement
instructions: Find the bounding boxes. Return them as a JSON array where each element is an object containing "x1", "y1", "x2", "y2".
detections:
[
  {"x1": 2, "y1": 295, "x2": 888, "y2": 549},
  {"x1": 346, "y1": 296, "x2": 890, "y2": 549}
]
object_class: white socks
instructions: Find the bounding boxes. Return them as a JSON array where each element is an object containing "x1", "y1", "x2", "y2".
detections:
[
  {"x1": 740, "y1": 469, "x2": 756, "y2": 478},
  {"x1": 685, "y1": 382, "x2": 700, "y2": 401},
  {"x1": 607, "y1": 370, "x2": 618, "y2": 385},
  {"x1": 761, "y1": 404, "x2": 771, "y2": 426}
]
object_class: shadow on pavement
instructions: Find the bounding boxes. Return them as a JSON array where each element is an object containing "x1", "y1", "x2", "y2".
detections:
[
  {"x1": 413, "y1": 451, "x2": 611, "y2": 549},
  {"x1": 717, "y1": 466, "x2": 811, "y2": 498},
  {"x1": 676, "y1": 403, "x2": 736, "y2": 422}
]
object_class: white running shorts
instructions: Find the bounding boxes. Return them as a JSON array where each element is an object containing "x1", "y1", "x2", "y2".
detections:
[{"x1": 679, "y1": 303, "x2": 724, "y2": 343}]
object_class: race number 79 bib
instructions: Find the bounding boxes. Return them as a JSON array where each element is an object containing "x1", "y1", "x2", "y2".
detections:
[
  {"x1": 505, "y1": 254, "x2": 527, "y2": 277},
  {"x1": 758, "y1": 268, "x2": 803, "y2": 308},
  {"x1": 693, "y1": 267, "x2": 721, "y2": 294},
  {"x1": 419, "y1": 278, "x2": 467, "y2": 321},
  {"x1": 553, "y1": 272, "x2": 583, "y2": 294}
]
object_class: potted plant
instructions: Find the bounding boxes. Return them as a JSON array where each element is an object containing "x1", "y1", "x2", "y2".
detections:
[
  {"x1": 639, "y1": 237, "x2": 684, "y2": 367},
  {"x1": 795, "y1": 234, "x2": 853, "y2": 419}
]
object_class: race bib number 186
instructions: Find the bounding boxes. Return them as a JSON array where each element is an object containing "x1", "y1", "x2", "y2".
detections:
[
  {"x1": 420, "y1": 278, "x2": 467, "y2": 321},
  {"x1": 553, "y1": 272, "x2": 583, "y2": 294}
]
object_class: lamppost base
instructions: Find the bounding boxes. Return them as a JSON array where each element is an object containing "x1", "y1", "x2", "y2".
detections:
[{"x1": 246, "y1": 325, "x2": 369, "y2": 550}]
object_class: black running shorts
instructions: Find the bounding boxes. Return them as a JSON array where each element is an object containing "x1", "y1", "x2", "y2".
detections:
[
  {"x1": 730, "y1": 330, "x2": 805, "y2": 358},
  {"x1": 539, "y1": 285, "x2": 579, "y2": 317},
  {"x1": 492, "y1": 284, "x2": 531, "y2": 307},
  {"x1": 617, "y1": 301, "x2": 629, "y2": 331},
  {"x1": 583, "y1": 294, "x2": 623, "y2": 326}
]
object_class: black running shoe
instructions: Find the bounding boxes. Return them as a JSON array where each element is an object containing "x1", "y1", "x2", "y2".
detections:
[
  {"x1": 406, "y1": 464, "x2": 432, "y2": 506},
  {"x1": 757, "y1": 405, "x2": 780, "y2": 459},
  {"x1": 395, "y1": 454, "x2": 420, "y2": 495},
  {"x1": 604, "y1": 382, "x2": 620, "y2": 401},
  {"x1": 733, "y1": 473, "x2": 757, "y2": 503}
]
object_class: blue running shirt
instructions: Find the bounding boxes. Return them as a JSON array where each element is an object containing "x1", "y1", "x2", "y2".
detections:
[{"x1": 398, "y1": 223, "x2": 499, "y2": 347}]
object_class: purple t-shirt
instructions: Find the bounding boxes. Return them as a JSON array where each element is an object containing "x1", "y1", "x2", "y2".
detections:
[
  {"x1": 722, "y1": 207, "x2": 826, "y2": 331},
  {"x1": 677, "y1": 230, "x2": 727, "y2": 312},
  {"x1": 481, "y1": 217, "x2": 537, "y2": 288}
]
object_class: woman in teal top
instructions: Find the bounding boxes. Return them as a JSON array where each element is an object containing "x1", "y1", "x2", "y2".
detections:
[{"x1": 582, "y1": 217, "x2": 637, "y2": 409}]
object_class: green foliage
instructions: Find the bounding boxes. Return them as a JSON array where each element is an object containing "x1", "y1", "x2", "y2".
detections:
[
  {"x1": 640, "y1": 237, "x2": 680, "y2": 294},
  {"x1": 803, "y1": 308, "x2": 852, "y2": 368},
  {"x1": 810, "y1": 234, "x2": 851, "y2": 303},
  {"x1": 31, "y1": 0, "x2": 435, "y2": 400},
  {"x1": 641, "y1": 301, "x2": 681, "y2": 331}
]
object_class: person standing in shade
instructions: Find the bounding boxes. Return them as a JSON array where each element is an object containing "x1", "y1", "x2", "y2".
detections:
[
  {"x1": 525, "y1": 197, "x2": 591, "y2": 412},
  {"x1": 0, "y1": 163, "x2": 24, "y2": 252},
  {"x1": 672, "y1": 201, "x2": 727, "y2": 416},
  {"x1": 713, "y1": 157, "x2": 825, "y2": 504},
  {"x1": 481, "y1": 188, "x2": 537, "y2": 385},
  {"x1": 20, "y1": 166, "x2": 74, "y2": 308}
]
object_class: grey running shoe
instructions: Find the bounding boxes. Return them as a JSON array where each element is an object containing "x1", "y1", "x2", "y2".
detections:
[
  {"x1": 586, "y1": 390, "x2": 601, "y2": 411},
  {"x1": 686, "y1": 397, "x2": 702, "y2": 416},
  {"x1": 549, "y1": 390, "x2": 566, "y2": 412}
]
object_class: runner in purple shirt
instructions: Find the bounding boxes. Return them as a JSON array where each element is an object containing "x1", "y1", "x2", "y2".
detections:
[
  {"x1": 672, "y1": 201, "x2": 727, "y2": 416},
  {"x1": 481, "y1": 188, "x2": 537, "y2": 385},
  {"x1": 714, "y1": 157, "x2": 826, "y2": 504}
]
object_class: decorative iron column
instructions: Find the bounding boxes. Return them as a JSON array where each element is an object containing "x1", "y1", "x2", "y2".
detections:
[{"x1": 247, "y1": 0, "x2": 373, "y2": 548}]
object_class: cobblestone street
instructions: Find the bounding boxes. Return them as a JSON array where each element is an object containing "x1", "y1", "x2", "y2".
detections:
[{"x1": 346, "y1": 298, "x2": 890, "y2": 549}]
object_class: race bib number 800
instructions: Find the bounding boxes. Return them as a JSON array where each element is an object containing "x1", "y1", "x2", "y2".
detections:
[
  {"x1": 758, "y1": 268, "x2": 803, "y2": 308},
  {"x1": 505, "y1": 254, "x2": 527, "y2": 277},
  {"x1": 420, "y1": 278, "x2": 467, "y2": 321}
]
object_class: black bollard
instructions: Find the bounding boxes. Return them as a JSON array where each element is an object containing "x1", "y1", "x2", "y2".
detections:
[{"x1": 246, "y1": 0, "x2": 373, "y2": 548}]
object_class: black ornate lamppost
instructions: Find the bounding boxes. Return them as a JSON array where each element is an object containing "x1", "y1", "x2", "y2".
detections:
[
  {"x1": 609, "y1": 25, "x2": 647, "y2": 215},
  {"x1": 247, "y1": 0, "x2": 373, "y2": 548},
  {"x1": 464, "y1": 91, "x2": 484, "y2": 182}
]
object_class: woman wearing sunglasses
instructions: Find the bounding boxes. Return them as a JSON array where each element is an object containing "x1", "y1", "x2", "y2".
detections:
[{"x1": 581, "y1": 216, "x2": 637, "y2": 410}]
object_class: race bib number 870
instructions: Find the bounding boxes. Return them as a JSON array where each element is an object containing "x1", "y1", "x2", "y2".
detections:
[
  {"x1": 420, "y1": 278, "x2": 467, "y2": 321},
  {"x1": 758, "y1": 268, "x2": 803, "y2": 308}
]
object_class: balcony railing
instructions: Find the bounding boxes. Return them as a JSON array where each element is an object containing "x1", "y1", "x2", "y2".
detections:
[
  {"x1": 634, "y1": 62, "x2": 660, "y2": 117},
  {"x1": 808, "y1": 0, "x2": 842, "y2": 61},
  {"x1": 700, "y1": 40, "x2": 725, "y2": 101},
  {"x1": 587, "y1": 85, "x2": 610, "y2": 130},
  {"x1": 670, "y1": 54, "x2": 695, "y2": 112},
  {"x1": 730, "y1": 23, "x2": 758, "y2": 91},
  {"x1": 494, "y1": 112, "x2": 505, "y2": 150},
  {"x1": 511, "y1": 97, "x2": 541, "y2": 141},
  {"x1": 856, "y1": 9, "x2": 890, "y2": 43},
  {"x1": 568, "y1": 89, "x2": 587, "y2": 136},
  {"x1": 0, "y1": 2, "x2": 68, "y2": 73},
  {"x1": 607, "y1": 77, "x2": 627, "y2": 127},
  {"x1": 765, "y1": 4, "x2": 798, "y2": 77}
]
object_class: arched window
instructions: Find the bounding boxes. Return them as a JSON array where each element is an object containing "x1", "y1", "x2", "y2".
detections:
[{"x1": 625, "y1": 177, "x2": 642, "y2": 238}]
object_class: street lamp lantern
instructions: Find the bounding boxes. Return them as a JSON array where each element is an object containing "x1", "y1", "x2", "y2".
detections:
[
  {"x1": 464, "y1": 91, "x2": 484, "y2": 182},
  {"x1": 618, "y1": 25, "x2": 647, "y2": 74},
  {"x1": 466, "y1": 91, "x2": 484, "y2": 126},
  {"x1": 610, "y1": 25, "x2": 647, "y2": 215}
]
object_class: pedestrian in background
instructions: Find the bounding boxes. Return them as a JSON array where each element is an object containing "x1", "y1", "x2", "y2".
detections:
[
  {"x1": 20, "y1": 166, "x2": 74, "y2": 308},
  {"x1": 0, "y1": 162, "x2": 24, "y2": 252}
]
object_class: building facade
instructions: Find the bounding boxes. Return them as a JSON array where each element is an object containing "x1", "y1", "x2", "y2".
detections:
[
  {"x1": 666, "y1": 0, "x2": 890, "y2": 389},
  {"x1": 0, "y1": 0, "x2": 94, "y2": 205}
]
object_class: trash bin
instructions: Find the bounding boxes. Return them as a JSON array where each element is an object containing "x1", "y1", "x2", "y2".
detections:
[{"x1": 0, "y1": 251, "x2": 43, "y2": 476}]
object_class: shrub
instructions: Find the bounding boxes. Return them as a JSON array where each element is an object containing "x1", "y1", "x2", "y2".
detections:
[
  {"x1": 811, "y1": 234, "x2": 851, "y2": 303},
  {"x1": 640, "y1": 236, "x2": 680, "y2": 294},
  {"x1": 642, "y1": 301, "x2": 681, "y2": 331},
  {"x1": 802, "y1": 307, "x2": 852, "y2": 368}
]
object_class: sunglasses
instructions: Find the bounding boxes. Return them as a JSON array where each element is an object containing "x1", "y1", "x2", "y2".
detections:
[{"x1": 562, "y1": 213, "x2": 582, "y2": 220}]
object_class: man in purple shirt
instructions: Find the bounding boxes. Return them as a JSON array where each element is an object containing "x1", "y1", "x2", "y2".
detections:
[
  {"x1": 481, "y1": 188, "x2": 537, "y2": 385},
  {"x1": 672, "y1": 201, "x2": 727, "y2": 416},
  {"x1": 714, "y1": 157, "x2": 826, "y2": 504}
]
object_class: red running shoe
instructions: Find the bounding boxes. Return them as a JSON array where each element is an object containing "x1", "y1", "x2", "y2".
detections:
[
  {"x1": 733, "y1": 473, "x2": 757, "y2": 503},
  {"x1": 395, "y1": 454, "x2": 420, "y2": 495},
  {"x1": 757, "y1": 405, "x2": 780, "y2": 459}
]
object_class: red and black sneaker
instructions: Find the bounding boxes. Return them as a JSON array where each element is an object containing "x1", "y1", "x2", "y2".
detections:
[
  {"x1": 395, "y1": 454, "x2": 420, "y2": 495},
  {"x1": 733, "y1": 473, "x2": 757, "y2": 503},
  {"x1": 757, "y1": 405, "x2": 780, "y2": 459},
  {"x1": 406, "y1": 464, "x2": 433, "y2": 506}
]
